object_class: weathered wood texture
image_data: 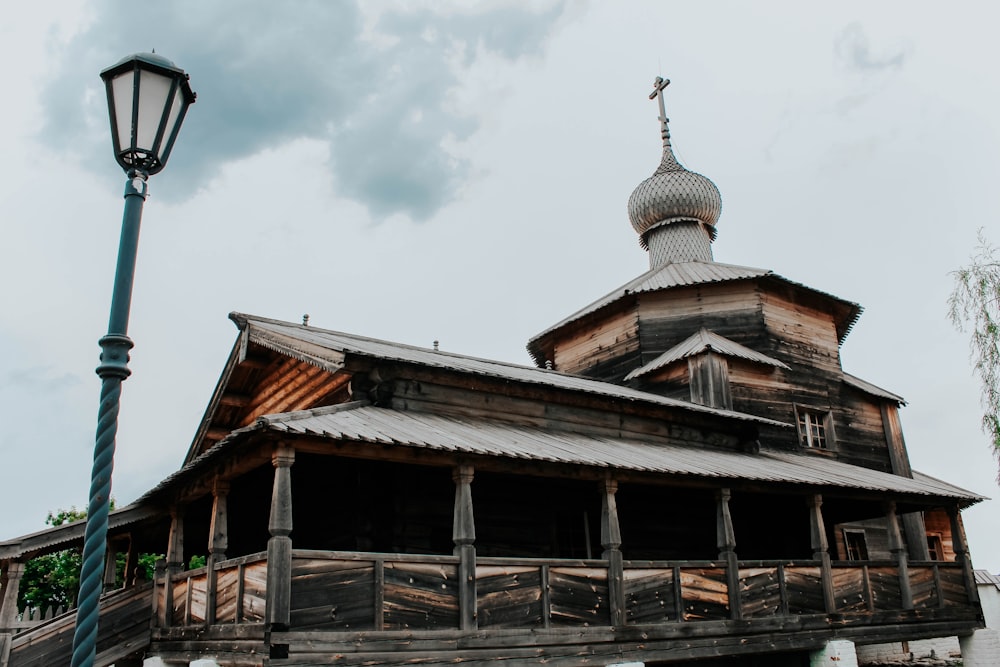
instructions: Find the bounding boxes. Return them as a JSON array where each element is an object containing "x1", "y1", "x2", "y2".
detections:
[
  {"x1": 290, "y1": 559, "x2": 375, "y2": 631},
  {"x1": 549, "y1": 567, "x2": 609, "y2": 626},
  {"x1": 679, "y1": 567, "x2": 728, "y2": 621},
  {"x1": 544, "y1": 281, "x2": 898, "y2": 473},
  {"x1": 783, "y1": 566, "x2": 826, "y2": 615},
  {"x1": 8, "y1": 584, "x2": 152, "y2": 667},
  {"x1": 831, "y1": 566, "x2": 868, "y2": 612},
  {"x1": 383, "y1": 561, "x2": 459, "y2": 630},
  {"x1": 738, "y1": 567, "x2": 782, "y2": 618},
  {"x1": 868, "y1": 566, "x2": 903, "y2": 610},
  {"x1": 622, "y1": 568, "x2": 675, "y2": 624},
  {"x1": 476, "y1": 565, "x2": 544, "y2": 628},
  {"x1": 938, "y1": 565, "x2": 970, "y2": 606},
  {"x1": 171, "y1": 570, "x2": 208, "y2": 626}
]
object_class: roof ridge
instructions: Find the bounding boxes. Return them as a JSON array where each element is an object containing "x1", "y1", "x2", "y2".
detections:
[{"x1": 257, "y1": 400, "x2": 371, "y2": 425}]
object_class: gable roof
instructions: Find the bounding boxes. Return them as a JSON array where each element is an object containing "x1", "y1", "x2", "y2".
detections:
[
  {"x1": 185, "y1": 314, "x2": 790, "y2": 464},
  {"x1": 244, "y1": 313, "x2": 788, "y2": 421},
  {"x1": 624, "y1": 328, "x2": 790, "y2": 381},
  {"x1": 843, "y1": 372, "x2": 906, "y2": 405},
  {"x1": 527, "y1": 260, "x2": 863, "y2": 363}
]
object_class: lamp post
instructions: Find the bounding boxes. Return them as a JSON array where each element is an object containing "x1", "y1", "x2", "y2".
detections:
[{"x1": 70, "y1": 52, "x2": 195, "y2": 667}]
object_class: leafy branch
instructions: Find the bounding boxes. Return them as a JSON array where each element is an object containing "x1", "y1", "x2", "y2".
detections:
[{"x1": 948, "y1": 229, "x2": 1000, "y2": 472}]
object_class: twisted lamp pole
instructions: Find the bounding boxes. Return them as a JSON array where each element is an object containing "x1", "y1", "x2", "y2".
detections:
[{"x1": 70, "y1": 53, "x2": 195, "y2": 667}]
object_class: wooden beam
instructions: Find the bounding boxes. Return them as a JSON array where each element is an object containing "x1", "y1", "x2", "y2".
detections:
[{"x1": 219, "y1": 393, "x2": 252, "y2": 408}]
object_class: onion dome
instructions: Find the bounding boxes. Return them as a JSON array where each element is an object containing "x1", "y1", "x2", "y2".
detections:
[{"x1": 627, "y1": 78, "x2": 722, "y2": 263}]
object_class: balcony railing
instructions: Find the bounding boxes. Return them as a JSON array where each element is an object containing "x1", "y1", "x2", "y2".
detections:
[{"x1": 159, "y1": 550, "x2": 977, "y2": 632}]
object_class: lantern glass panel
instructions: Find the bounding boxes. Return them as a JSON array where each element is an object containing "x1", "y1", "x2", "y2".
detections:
[
  {"x1": 136, "y1": 68, "x2": 173, "y2": 155},
  {"x1": 160, "y1": 85, "x2": 185, "y2": 157},
  {"x1": 111, "y1": 70, "x2": 134, "y2": 154}
]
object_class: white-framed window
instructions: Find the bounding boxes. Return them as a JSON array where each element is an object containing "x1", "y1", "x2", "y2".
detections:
[{"x1": 795, "y1": 405, "x2": 834, "y2": 450}]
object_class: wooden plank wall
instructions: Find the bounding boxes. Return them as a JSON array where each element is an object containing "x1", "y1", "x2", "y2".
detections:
[
  {"x1": 622, "y1": 568, "x2": 675, "y2": 624},
  {"x1": 290, "y1": 558, "x2": 375, "y2": 631},
  {"x1": 552, "y1": 309, "x2": 641, "y2": 380},
  {"x1": 678, "y1": 567, "x2": 729, "y2": 621},
  {"x1": 548, "y1": 567, "x2": 609, "y2": 626},
  {"x1": 476, "y1": 565, "x2": 544, "y2": 628}
]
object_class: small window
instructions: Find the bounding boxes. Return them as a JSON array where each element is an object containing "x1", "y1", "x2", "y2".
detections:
[
  {"x1": 844, "y1": 530, "x2": 869, "y2": 561},
  {"x1": 796, "y1": 406, "x2": 833, "y2": 449},
  {"x1": 927, "y1": 534, "x2": 944, "y2": 561}
]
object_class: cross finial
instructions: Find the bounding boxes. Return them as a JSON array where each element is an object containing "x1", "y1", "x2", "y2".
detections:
[{"x1": 648, "y1": 76, "x2": 671, "y2": 149}]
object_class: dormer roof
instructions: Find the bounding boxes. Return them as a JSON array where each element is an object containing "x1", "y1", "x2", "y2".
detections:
[{"x1": 624, "y1": 328, "x2": 789, "y2": 382}]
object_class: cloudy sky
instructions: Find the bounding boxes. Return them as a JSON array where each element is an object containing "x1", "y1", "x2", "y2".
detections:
[{"x1": 2, "y1": 1, "x2": 998, "y2": 572}]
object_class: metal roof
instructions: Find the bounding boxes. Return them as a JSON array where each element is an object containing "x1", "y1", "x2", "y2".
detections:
[
  {"x1": 0, "y1": 505, "x2": 160, "y2": 560},
  {"x1": 233, "y1": 313, "x2": 786, "y2": 428},
  {"x1": 527, "y1": 260, "x2": 863, "y2": 357},
  {"x1": 624, "y1": 328, "x2": 789, "y2": 381},
  {"x1": 843, "y1": 373, "x2": 906, "y2": 405},
  {"x1": 974, "y1": 569, "x2": 1000, "y2": 590},
  {"x1": 253, "y1": 402, "x2": 983, "y2": 504}
]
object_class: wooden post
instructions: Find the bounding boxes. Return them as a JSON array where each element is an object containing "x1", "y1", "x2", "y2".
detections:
[
  {"x1": 152, "y1": 559, "x2": 166, "y2": 627},
  {"x1": 122, "y1": 534, "x2": 137, "y2": 588},
  {"x1": 452, "y1": 465, "x2": 477, "y2": 631},
  {"x1": 601, "y1": 477, "x2": 626, "y2": 626},
  {"x1": 266, "y1": 444, "x2": 295, "y2": 639},
  {"x1": 163, "y1": 509, "x2": 185, "y2": 627},
  {"x1": 807, "y1": 494, "x2": 835, "y2": 613},
  {"x1": 206, "y1": 479, "x2": 230, "y2": 625},
  {"x1": 103, "y1": 538, "x2": 120, "y2": 593},
  {"x1": 886, "y1": 501, "x2": 913, "y2": 610},
  {"x1": 948, "y1": 505, "x2": 980, "y2": 605},
  {"x1": 0, "y1": 561, "x2": 25, "y2": 630},
  {"x1": 716, "y1": 488, "x2": 741, "y2": 620}
]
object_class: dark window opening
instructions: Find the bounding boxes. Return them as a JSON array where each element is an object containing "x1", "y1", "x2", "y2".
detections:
[
  {"x1": 843, "y1": 530, "x2": 869, "y2": 561},
  {"x1": 927, "y1": 534, "x2": 944, "y2": 561}
]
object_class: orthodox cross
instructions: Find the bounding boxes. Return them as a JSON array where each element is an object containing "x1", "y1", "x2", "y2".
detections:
[{"x1": 648, "y1": 76, "x2": 671, "y2": 149}]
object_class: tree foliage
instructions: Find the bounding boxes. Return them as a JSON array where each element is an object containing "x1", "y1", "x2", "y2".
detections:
[
  {"x1": 948, "y1": 229, "x2": 1000, "y2": 470},
  {"x1": 17, "y1": 507, "x2": 90, "y2": 612}
]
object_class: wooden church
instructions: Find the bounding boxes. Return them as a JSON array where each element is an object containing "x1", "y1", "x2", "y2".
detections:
[{"x1": 0, "y1": 78, "x2": 988, "y2": 667}]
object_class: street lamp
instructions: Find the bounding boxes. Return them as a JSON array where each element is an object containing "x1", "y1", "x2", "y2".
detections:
[{"x1": 70, "y1": 53, "x2": 195, "y2": 667}]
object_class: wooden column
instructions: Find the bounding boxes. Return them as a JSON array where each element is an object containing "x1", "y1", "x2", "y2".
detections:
[
  {"x1": 162, "y1": 509, "x2": 185, "y2": 627},
  {"x1": 716, "y1": 488, "x2": 741, "y2": 620},
  {"x1": 266, "y1": 444, "x2": 295, "y2": 637},
  {"x1": 601, "y1": 478, "x2": 625, "y2": 627},
  {"x1": 103, "y1": 538, "x2": 121, "y2": 593},
  {"x1": 948, "y1": 505, "x2": 980, "y2": 604},
  {"x1": 807, "y1": 494, "x2": 836, "y2": 613},
  {"x1": 886, "y1": 501, "x2": 914, "y2": 609},
  {"x1": 452, "y1": 465, "x2": 477, "y2": 631},
  {"x1": 151, "y1": 559, "x2": 166, "y2": 627},
  {"x1": 122, "y1": 534, "x2": 137, "y2": 587},
  {"x1": 206, "y1": 479, "x2": 230, "y2": 625},
  {"x1": 0, "y1": 561, "x2": 25, "y2": 629}
]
